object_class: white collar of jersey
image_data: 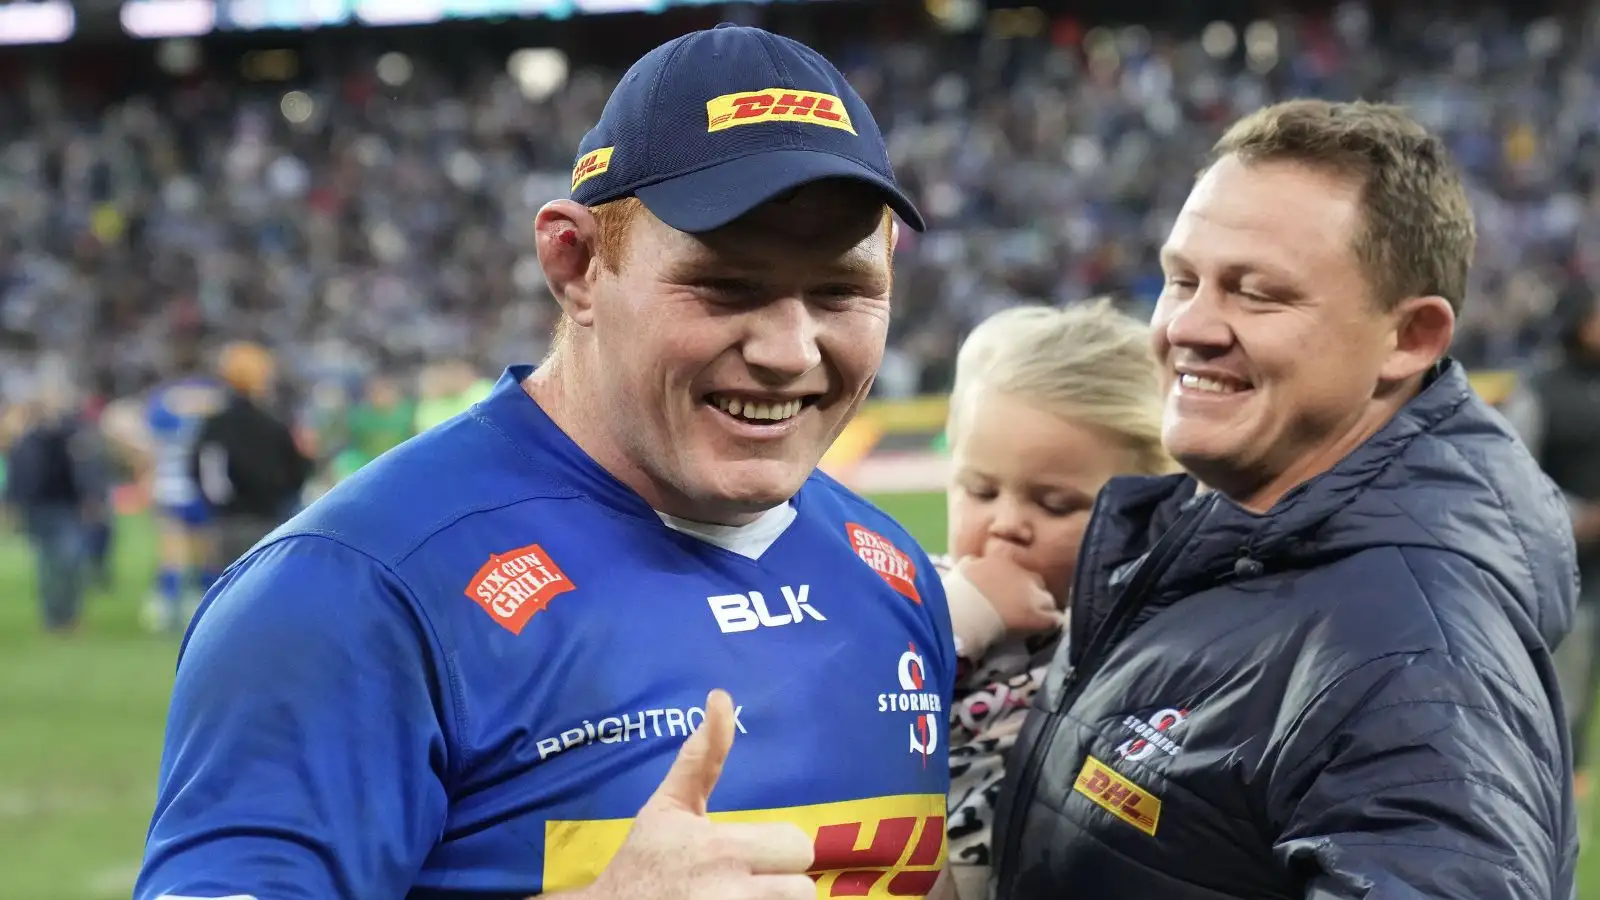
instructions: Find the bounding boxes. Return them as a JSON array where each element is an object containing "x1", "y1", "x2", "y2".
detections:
[{"x1": 656, "y1": 503, "x2": 798, "y2": 561}]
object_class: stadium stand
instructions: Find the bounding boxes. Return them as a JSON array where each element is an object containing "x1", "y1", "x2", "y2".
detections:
[{"x1": 0, "y1": 0, "x2": 1591, "y2": 417}]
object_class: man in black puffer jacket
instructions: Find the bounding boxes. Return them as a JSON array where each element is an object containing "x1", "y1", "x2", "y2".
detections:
[{"x1": 992, "y1": 101, "x2": 1578, "y2": 900}]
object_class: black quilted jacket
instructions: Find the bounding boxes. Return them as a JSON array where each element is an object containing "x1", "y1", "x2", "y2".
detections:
[{"x1": 992, "y1": 360, "x2": 1580, "y2": 900}]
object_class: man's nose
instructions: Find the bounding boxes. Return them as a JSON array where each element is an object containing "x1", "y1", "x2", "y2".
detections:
[
  {"x1": 742, "y1": 296, "x2": 823, "y2": 381},
  {"x1": 1163, "y1": 285, "x2": 1234, "y2": 352}
]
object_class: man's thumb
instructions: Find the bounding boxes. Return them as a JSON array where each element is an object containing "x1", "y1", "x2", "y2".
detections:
[{"x1": 646, "y1": 689, "x2": 737, "y2": 815}]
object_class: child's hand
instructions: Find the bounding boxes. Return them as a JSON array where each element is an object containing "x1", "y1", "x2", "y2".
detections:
[{"x1": 956, "y1": 555, "x2": 1062, "y2": 636}]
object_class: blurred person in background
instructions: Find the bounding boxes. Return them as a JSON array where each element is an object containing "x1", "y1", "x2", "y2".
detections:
[
  {"x1": 75, "y1": 395, "x2": 118, "y2": 593},
  {"x1": 4, "y1": 385, "x2": 109, "y2": 634},
  {"x1": 936, "y1": 300, "x2": 1173, "y2": 900},
  {"x1": 993, "y1": 100, "x2": 1578, "y2": 900},
  {"x1": 1524, "y1": 290, "x2": 1600, "y2": 794},
  {"x1": 332, "y1": 373, "x2": 417, "y2": 481},
  {"x1": 189, "y1": 341, "x2": 312, "y2": 573},
  {"x1": 78, "y1": 387, "x2": 117, "y2": 592},
  {"x1": 298, "y1": 377, "x2": 355, "y2": 491},
  {"x1": 139, "y1": 337, "x2": 227, "y2": 634},
  {"x1": 0, "y1": 403, "x2": 36, "y2": 510}
]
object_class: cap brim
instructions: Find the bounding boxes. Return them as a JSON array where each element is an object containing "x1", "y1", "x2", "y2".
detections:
[{"x1": 634, "y1": 149, "x2": 926, "y2": 235}]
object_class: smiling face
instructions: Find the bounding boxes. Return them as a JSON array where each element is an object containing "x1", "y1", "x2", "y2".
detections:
[
  {"x1": 1153, "y1": 154, "x2": 1453, "y2": 510},
  {"x1": 558, "y1": 181, "x2": 895, "y2": 523}
]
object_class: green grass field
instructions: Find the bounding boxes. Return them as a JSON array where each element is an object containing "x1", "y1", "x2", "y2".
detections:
[{"x1": 0, "y1": 491, "x2": 1592, "y2": 898}]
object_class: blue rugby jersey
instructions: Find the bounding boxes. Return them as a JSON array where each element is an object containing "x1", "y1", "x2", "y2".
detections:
[
  {"x1": 135, "y1": 366, "x2": 955, "y2": 900},
  {"x1": 144, "y1": 375, "x2": 227, "y2": 510}
]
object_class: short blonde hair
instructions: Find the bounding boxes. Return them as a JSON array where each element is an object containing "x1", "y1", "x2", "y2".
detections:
[{"x1": 947, "y1": 299, "x2": 1173, "y2": 476}]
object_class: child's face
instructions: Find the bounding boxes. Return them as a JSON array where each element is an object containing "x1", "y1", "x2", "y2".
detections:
[{"x1": 947, "y1": 389, "x2": 1136, "y2": 605}]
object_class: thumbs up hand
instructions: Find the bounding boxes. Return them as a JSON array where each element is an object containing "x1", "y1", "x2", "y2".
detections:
[{"x1": 574, "y1": 689, "x2": 817, "y2": 900}]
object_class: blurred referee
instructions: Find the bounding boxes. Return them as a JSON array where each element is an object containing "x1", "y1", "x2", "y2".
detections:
[{"x1": 189, "y1": 342, "x2": 311, "y2": 572}]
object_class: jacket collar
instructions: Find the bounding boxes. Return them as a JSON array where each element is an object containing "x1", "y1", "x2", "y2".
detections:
[{"x1": 1083, "y1": 359, "x2": 1471, "y2": 605}]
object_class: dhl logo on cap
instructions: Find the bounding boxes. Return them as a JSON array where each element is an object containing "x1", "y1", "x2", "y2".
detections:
[
  {"x1": 572, "y1": 147, "x2": 614, "y2": 191},
  {"x1": 706, "y1": 89, "x2": 857, "y2": 135}
]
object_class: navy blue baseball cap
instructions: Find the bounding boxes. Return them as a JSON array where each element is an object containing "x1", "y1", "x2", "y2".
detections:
[{"x1": 569, "y1": 23, "x2": 925, "y2": 234}]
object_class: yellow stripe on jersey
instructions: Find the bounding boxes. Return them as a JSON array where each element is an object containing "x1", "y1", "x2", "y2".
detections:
[{"x1": 543, "y1": 792, "x2": 947, "y2": 897}]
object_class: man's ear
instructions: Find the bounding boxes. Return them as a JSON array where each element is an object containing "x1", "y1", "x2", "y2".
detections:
[
  {"x1": 535, "y1": 200, "x2": 600, "y2": 328},
  {"x1": 1379, "y1": 294, "x2": 1456, "y2": 386}
]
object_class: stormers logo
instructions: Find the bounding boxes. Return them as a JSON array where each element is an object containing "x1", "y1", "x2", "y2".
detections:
[
  {"x1": 878, "y1": 643, "x2": 941, "y2": 766},
  {"x1": 571, "y1": 146, "x2": 614, "y2": 191},
  {"x1": 1115, "y1": 707, "x2": 1188, "y2": 763},
  {"x1": 706, "y1": 89, "x2": 856, "y2": 135}
]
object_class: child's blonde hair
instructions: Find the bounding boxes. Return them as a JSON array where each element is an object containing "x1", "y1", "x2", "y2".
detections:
[{"x1": 947, "y1": 298, "x2": 1174, "y2": 476}]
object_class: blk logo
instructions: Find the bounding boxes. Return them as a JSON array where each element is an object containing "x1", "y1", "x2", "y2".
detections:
[{"x1": 707, "y1": 584, "x2": 825, "y2": 634}]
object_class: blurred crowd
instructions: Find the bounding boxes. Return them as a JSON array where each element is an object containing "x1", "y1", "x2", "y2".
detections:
[{"x1": 1, "y1": 1, "x2": 1598, "y2": 416}]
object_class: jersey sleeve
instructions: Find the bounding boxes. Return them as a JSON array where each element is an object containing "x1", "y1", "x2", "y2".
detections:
[{"x1": 135, "y1": 535, "x2": 454, "y2": 900}]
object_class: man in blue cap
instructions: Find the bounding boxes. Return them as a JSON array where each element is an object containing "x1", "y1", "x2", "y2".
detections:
[{"x1": 136, "y1": 25, "x2": 957, "y2": 900}]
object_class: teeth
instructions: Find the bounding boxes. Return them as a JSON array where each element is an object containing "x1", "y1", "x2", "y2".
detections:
[
  {"x1": 1180, "y1": 374, "x2": 1244, "y2": 394},
  {"x1": 711, "y1": 394, "x2": 804, "y2": 422}
]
